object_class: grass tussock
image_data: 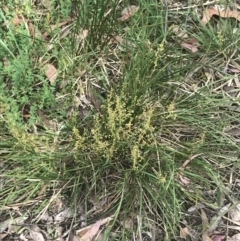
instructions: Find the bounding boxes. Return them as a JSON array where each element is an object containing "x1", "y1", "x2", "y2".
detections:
[{"x1": 0, "y1": 0, "x2": 240, "y2": 240}]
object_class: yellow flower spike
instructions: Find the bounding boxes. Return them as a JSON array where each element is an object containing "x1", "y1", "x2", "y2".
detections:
[{"x1": 166, "y1": 102, "x2": 177, "y2": 120}]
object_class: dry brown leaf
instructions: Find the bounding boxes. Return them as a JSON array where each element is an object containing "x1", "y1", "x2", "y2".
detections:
[
  {"x1": 119, "y1": 5, "x2": 139, "y2": 21},
  {"x1": 201, "y1": 8, "x2": 240, "y2": 24},
  {"x1": 171, "y1": 25, "x2": 199, "y2": 53},
  {"x1": 29, "y1": 225, "x2": 45, "y2": 241},
  {"x1": 180, "y1": 227, "x2": 191, "y2": 239},
  {"x1": 201, "y1": 209, "x2": 213, "y2": 241},
  {"x1": 229, "y1": 68, "x2": 240, "y2": 73},
  {"x1": 45, "y1": 63, "x2": 57, "y2": 84},
  {"x1": 0, "y1": 233, "x2": 8, "y2": 240},
  {"x1": 80, "y1": 29, "x2": 88, "y2": 40},
  {"x1": 80, "y1": 220, "x2": 101, "y2": 241},
  {"x1": 181, "y1": 42, "x2": 198, "y2": 53},
  {"x1": 76, "y1": 220, "x2": 101, "y2": 241},
  {"x1": 76, "y1": 216, "x2": 114, "y2": 239}
]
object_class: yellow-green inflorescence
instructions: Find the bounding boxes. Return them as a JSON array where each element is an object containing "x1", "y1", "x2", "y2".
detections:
[
  {"x1": 72, "y1": 89, "x2": 156, "y2": 170},
  {"x1": 0, "y1": 99, "x2": 55, "y2": 153}
]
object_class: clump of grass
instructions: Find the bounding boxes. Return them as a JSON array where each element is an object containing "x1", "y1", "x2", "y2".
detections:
[{"x1": 0, "y1": 0, "x2": 240, "y2": 240}]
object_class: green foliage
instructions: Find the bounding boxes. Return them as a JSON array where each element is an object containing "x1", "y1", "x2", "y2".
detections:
[{"x1": 1, "y1": 0, "x2": 240, "y2": 240}]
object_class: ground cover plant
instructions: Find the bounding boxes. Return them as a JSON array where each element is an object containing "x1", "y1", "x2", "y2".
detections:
[{"x1": 0, "y1": 0, "x2": 240, "y2": 240}]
